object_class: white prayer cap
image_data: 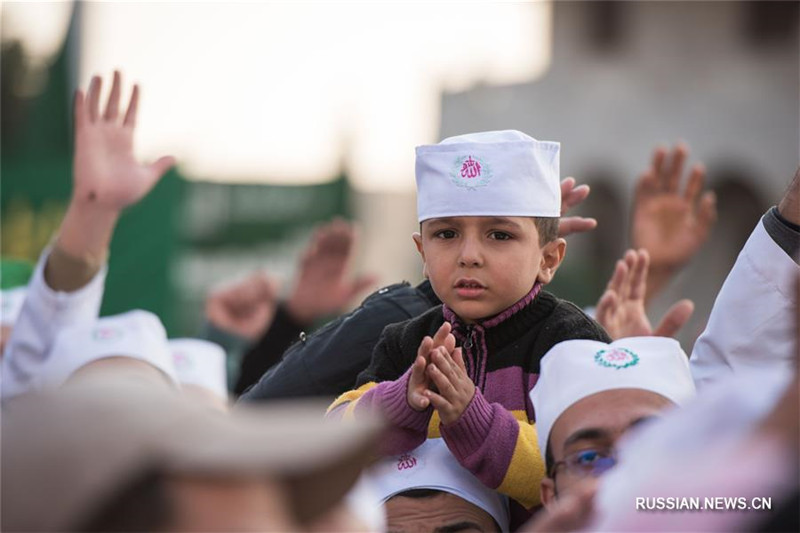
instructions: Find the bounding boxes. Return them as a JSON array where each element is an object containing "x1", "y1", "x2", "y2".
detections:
[
  {"x1": 415, "y1": 130, "x2": 561, "y2": 222},
  {"x1": 41, "y1": 310, "x2": 178, "y2": 388},
  {"x1": 529, "y1": 337, "x2": 696, "y2": 456},
  {"x1": 1, "y1": 287, "x2": 27, "y2": 326},
  {"x1": 362, "y1": 438, "x2": 509, "y2": 530},
  {"x1": 169, "y1": 338, "x2": 228, "y2": 401}
]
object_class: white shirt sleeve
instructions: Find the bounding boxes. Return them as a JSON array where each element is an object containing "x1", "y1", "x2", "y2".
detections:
[
  {"x1": 690, "y1": 217, "x2": 799, "y2": 390},
  {"x1": 1, "y1": 249, "x2": 107, "y2": 399}
]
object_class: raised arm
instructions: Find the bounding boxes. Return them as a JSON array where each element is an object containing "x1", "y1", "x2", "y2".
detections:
[
  {"x1": 2, "y1": 71, "x2": 174, "y2": 399},
  {"x1": 690, "y1": 169, "x2": 800, "y2": 388}
]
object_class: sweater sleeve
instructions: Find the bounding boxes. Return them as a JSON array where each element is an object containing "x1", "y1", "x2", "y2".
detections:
[
  {"x1": 326, "y1": 328, "x2": 432, "y2": 455},
  {"x1": 440, "y1": 388, "x2": 545, "y2": 509}
]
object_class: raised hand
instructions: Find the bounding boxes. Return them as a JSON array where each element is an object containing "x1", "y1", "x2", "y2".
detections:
[
  {"x1": 72, "y1": 71, "x2": 175, "y2": 211},
  {"x1": 205, "y1": 271, "x2": 281, "y2": 341},
  {"x1": 596, "y1": 249, "x2": 694, "y2": 340},
  {"x1": 50, "y1": 71, "x2": 175, "y2": 287},
  {"x1": 286, "y1": 218, "x2": 377, "y2": 325},
  {"x1": 407, "y1": 322, "x2": 455, "y2": 411},
  {"x1": 631, "y1": 144, "x2": 717, "y2": 301},
  {"x1": 424, "y1": 345, "x2": 475, "y2": 425},
  {"x1": 558, "y1": 177, "x2": 598, "y2": 237}
]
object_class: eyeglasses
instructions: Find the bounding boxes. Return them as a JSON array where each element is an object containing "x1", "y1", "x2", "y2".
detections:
[{"x1": 549, "y1": 448, "x2": 617, "y2": 479}]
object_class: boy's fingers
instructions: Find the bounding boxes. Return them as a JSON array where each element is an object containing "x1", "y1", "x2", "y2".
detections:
[
  {"x1": 104, "y1": 70, "x2": 121, "y2": 121},
  {"x1": 410, "y1": 355, "x2": 427, "y2": 385},
  {"x1": 123, "y1": 84, "x2": 140, "y2": 127},
  {"x1": 433, "y1": 346, "x2": 458, "y2": 379},
  {"x1": 427, "y1": 363, "x2": 456, "y2": 399},
  {"x1": 417, "y1": 336, "x2": 433, "y2": 360},
  {"x1": 452, "y1": 347, "x2": 467, "y2": 373},
  {"x1": 432, "y1": 321, "x2": 452, "y2": 347},
  {"x1": 409, "y1": 390, "x2": 429, "y2": 410},
  {"x1": 423, "y1": 389, "x2": 449, "y2": 412},
  {"x1": 443, "y1": 332, "x2": 456, "y2": 354}
]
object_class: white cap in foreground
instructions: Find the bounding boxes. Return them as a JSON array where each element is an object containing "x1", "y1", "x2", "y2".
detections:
[
  {"x1": 362, "y1": 438, "x2": 509, "y2": 531},
  {"x1": 40, "y1": 310, "x2": 178, "y2": 388}
]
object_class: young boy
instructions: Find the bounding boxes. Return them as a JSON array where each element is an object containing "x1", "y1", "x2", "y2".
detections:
[{"x1": 327, "y1": 130, "x2": 610, "y2": 510}]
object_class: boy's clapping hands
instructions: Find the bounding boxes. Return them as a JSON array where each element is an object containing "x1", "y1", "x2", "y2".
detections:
[
  {"x1": 407, "y1": 321, "x2": 477, "y2": 425},
  {"x1": 408, "y1": 322, "x2": 456, "y2": 411},
  {"x1": 424, "y1": 345, "x2": 475, "y2": 425}
]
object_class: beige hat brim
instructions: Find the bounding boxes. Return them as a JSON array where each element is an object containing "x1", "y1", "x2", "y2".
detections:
[{"x1": 2, "y1": 379, "x2": 383, "y2": 531}]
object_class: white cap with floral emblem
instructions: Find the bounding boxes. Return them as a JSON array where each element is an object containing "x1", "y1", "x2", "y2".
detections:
[
  {"x1": 529, "y1": 337, "x2": 696, "y2": 456},
  {"x1": 415, "y1": 130, "x2": 561, "y2": 222}
]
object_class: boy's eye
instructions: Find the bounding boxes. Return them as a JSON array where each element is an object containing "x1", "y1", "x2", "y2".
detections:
[
  {"x1": 489, "y1": 231, "x2": 512, "y2": 241},
  {"x1": 434, "y1": 230, "x2": 457, "y2": 239}
]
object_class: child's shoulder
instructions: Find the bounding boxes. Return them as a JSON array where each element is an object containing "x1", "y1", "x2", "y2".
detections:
[
  {"x1": 540, "y1": 290, "x2": 612, "y2": 343},
  {"x1": 378, "y1": 304, "x2": 445, "y2": 351}
]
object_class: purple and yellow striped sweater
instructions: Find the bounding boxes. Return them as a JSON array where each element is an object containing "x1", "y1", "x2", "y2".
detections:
[{"x1": 327, "y1": 285, "x2": 610, "y2": 509}]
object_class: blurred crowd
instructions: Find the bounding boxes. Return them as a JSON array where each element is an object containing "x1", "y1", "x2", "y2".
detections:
[{"x1": 1, "y1": 71, "x2": 797, "y2": 533}]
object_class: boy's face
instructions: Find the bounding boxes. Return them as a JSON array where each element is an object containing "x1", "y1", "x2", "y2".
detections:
[{"x1": 413, "y1": 216, "x2": 565, "y2": 323}]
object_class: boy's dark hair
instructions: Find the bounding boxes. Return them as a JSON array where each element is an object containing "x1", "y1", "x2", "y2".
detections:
[{"x1": 533, "y1": 217, "x2": 559, "y2": 244}]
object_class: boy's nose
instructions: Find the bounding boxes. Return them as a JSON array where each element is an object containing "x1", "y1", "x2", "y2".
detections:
[{"x1": 457, "y1": 239, "x2": 484, "y2": 267}]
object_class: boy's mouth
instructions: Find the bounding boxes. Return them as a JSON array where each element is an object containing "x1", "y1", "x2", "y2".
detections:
[{"x1": 454, "y1": 278, "x2": 486, "y2": 298}]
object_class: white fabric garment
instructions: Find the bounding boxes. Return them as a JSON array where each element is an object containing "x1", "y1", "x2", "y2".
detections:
[
  {"x1": 1, "y1": 249, "x2": 107, "y2": 399},
  {"x1": 691, "y1": 217, "x2": 799, "y2": 389},
  {"x1": 415, "y1": 130, "x2": 561, "y2": 222},
  {"x1": 592, "y1": 369, "x2": 794, "y2": 532},
  {"x1": 1, "y1": 287, "x2": 28, "y2": 326}
]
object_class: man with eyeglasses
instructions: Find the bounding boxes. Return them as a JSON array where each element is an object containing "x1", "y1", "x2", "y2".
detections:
[{"x1": 529, "y1": 337, "x2": 696, "y2": 506}]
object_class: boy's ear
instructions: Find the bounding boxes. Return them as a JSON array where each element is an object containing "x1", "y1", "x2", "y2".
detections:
[
  {"x1": 412, "y1": 232, "x2": 428, "y2": 278},
  {"x1": 537, "y1": 238, "x2": 566, "y2": 284}
]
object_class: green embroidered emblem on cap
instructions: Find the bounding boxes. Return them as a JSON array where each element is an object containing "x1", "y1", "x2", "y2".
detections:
[{"x1": 594, "y1": 347, "x2": 639, "y2": 369}]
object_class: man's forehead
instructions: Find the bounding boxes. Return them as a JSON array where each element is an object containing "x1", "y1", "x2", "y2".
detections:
[
  {"x1": 385, "y1": 492, "x2": 497, "y2": 533},
  {"x1": 552, "y1": 388, "x2": 674, "y2": 449}
]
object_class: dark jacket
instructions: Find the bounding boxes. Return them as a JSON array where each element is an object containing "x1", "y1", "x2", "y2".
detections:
[{"x1": 238, "y1": 281, "x2": 440, "y2": 402}]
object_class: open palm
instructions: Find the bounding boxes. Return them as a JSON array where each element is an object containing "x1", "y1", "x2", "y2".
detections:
[
  {"x1": 631, "y1": 145, "x2": 716, "y2": 270},
  {"x1": 72, "y1": 71, "x2": 174, "y2": 210},
  {"x1": 596, "y1": 249, "x2": 694, "y2": 340}
]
